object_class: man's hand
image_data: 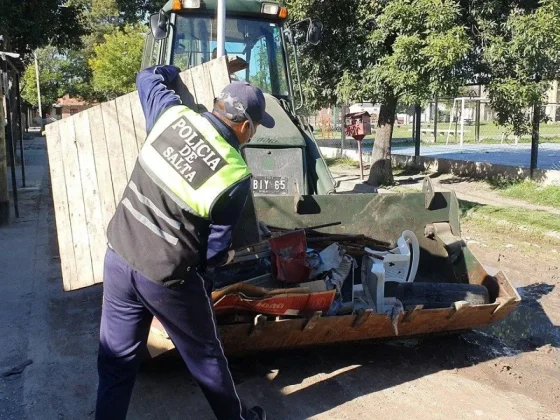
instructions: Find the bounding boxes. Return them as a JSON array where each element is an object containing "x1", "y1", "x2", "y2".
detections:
[{"x1": 154, "y1": 65, "x2": 181, "y2": 86}]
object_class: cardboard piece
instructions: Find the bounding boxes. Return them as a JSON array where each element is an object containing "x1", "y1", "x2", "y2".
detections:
[{"x1": 214, "y1": 290, "x2": 336, "y2": 317}]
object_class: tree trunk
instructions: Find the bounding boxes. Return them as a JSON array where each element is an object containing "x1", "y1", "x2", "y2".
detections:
[
  {"x1": 367, "y1": 94, "x2": 397, "y2": 186},
  {"x1": 0, "y1": 95, "x2": 9, "y2": 225}
]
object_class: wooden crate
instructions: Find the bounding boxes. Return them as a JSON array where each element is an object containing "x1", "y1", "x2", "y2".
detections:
[{"x1": 45, "y1": 57, "x2": 231, "y2": 291}]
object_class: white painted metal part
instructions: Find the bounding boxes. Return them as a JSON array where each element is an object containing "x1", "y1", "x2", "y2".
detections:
[{"x1": 362, "y1": 230, "x2": 420, "y2": 313}]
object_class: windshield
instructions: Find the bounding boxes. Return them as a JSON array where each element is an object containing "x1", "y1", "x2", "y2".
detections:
[{"x1": 172, "y1": 15, "x2": 289, "y2": 97}]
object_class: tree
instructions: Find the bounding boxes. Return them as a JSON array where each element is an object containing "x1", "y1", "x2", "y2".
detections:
[
  {"x1": 21, "y1": 46, "x2": 90, "y2": 114},
  {"x1": 288, "y1": 0, "x2": 471, "y2": 185},
  {"x1": 482, "y1": 0, "x2": 560, "y2": 136},
  {"x1": 89, "y1": 26, "x2": 144, "y2": 99},
  {"x1": 0, "y1": 0, "x2": 85, "y2": 55},
  {"x1": 114, "y1": 0, "x2": 167, "y2": 23}
]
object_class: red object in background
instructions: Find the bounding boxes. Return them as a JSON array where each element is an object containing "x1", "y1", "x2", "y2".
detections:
[
  {"x1": 344, "y1": 111, "x2": 371, "y2": 180},
  {"x1": 214, "y1": 290, "x2": 336, "y2": 316},
  {"x1": 269, "y1": 230, "x2": 311, "y2": 284},
  {"x1": 344, "y1": 111, "x2": 372, "y2": 139}
]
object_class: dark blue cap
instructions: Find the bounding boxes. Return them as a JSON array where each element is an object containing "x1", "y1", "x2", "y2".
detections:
[{"x1": 216, "y1": 81, "x2": 275, "y2": 128}]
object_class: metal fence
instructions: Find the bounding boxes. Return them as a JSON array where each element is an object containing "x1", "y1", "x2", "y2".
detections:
[{"x1": 313, "y1": 99, "x2": 560, "y2": 172}]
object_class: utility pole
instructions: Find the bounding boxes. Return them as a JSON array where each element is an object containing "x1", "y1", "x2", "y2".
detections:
[
  {"x1": 340, "y1": 103, "x2": 346, "y2": 153},
  {"x1": 433, "y1": 97, "x2": 438, "y2": 143},
  {"x1": 34, "y1": 52, "x2": 43, "y2": 121},
  {"x1": 414, "y1": 105, "x2": 421, "y2": 158},
  {"x1": 15, "y1": 72, "x2": 25, "y2": 187},
  {"x1": 530, "y1": 102, "x2": 540, "y2": 179}
]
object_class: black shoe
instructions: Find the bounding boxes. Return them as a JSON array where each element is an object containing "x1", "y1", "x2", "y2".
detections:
[{"x1": 250, "y1": 406, "x2": 267, "y2": 420}]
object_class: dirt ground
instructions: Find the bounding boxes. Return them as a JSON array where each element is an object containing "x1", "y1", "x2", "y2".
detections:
[{"x1": 0, "y1": 140, "x2": 559, "y2": 420}]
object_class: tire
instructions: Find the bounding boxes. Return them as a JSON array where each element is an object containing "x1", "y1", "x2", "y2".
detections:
[{"x1": 396, "y1": 283, "x2": 489, "y2": 309}]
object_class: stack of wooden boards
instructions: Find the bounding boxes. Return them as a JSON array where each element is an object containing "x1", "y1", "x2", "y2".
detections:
[{"x1": 45, "y1": 57, "x2": 231, "y2": 291}]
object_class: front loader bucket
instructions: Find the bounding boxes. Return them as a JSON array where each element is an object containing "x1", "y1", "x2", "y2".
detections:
[{"x1": 147, "y1": 190, "x2": 521, "y2": 357}]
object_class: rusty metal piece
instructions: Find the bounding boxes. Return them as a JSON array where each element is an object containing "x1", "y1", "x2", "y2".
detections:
[
  {"x1": 425, "y1": 222, "x2": 466, "y2": 263},
  {"x1": 147, "y1": 264, "x2": 521, "y2": 357},
  {"x1": 492, "y1": 296, "x2": 517, "y2": 316},
  {"x1": 353, "y1": 308, "x2": 373, "y2": 327},
  {"x1": 447, "y1": 300, "x2": 471, "y2": 320},
  {"x1": 249, "y1": 314, "x2": 267, "y2": 336},
  {"x1": 423, "y1": 177, "x2": 436, "y2": 210},
  {"x1": 401, "y1": 305, "x2": 423, "y2": 324},
  {"x1": 302, "y1": 311, "x2": 322, "y2": 331}
]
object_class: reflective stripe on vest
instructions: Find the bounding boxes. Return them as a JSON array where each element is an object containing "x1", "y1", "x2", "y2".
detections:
[{"x1": 139, "y1": 105, "x2": 251, "y2": 219}]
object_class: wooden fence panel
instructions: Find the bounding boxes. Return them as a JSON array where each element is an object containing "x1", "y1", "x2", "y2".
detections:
[
  {"x1": 88, "y1": 106, "x2": 116, "y2": 229},
  {"x1": 74, "y1": 111, "x2": 106, "y2": 285},
  {"x1": 45, "y1": 59, "x2": 231, "y2": 290},
  {"x1": 115, "y1": 93, "x2": 139, "y2": 179},
  {"x1": 59, "y1": 118, "x2": 95, "y2": 288},
  {"x1": 178, "y1": 69, "x2": 198, "y2": 110},
  {"x1": 207, "y1": 56, "x2": 231, "y2": 98},
  {"x1": 190, "y1": 65, "x2": 214, "y2": 112},
  {"x1": 129, "y1": 92, "x2": 147, "y2": 150},
  {"x1": 101, "y1": 100, "x2": 128, "y2": 203},
  {"x1": 45, "y1": 123, "x2": 78, "y2": 290}
]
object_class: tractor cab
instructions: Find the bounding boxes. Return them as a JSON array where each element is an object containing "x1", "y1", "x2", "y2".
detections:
[{"x1": 142, "y1": 0, "x2": 335, "y2": 197}]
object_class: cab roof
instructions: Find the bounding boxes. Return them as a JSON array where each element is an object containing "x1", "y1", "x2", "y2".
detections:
[{"x1": 162, "y1": 0, "x2": 280, "y2": 14}]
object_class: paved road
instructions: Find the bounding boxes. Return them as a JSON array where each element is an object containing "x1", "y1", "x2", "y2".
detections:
[
  {"x1": 1, "y1": 136, "x2": 559, "y2": 420},
  {"x1": 388, "y1": 142, "x2": 560, "y2": 170}
]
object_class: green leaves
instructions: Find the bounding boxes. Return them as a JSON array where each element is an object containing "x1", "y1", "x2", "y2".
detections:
[
  {"x1": 483, "y1": 0, "x2": 560, "y2": 134},
  {"x1": 21, "y1": 46, "x2": 85, "y2": 109},
  {"x1": 0, "y1": 0, "x2": 86, "y2": 54},
  {"x1": 89, "y1": 26, "x2": 144, "y2": 99}
]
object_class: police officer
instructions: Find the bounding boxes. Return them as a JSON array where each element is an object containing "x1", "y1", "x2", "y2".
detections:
[{"x1": 95, "y1": 65, "x2": 273, "y2": 420}]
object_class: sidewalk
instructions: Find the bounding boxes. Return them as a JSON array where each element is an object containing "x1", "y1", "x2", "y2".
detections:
[{"x1": 0, "y1": 135, "x2": 99, "y2": 419}]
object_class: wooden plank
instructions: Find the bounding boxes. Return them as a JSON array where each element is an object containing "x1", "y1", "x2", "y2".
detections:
[
  {"x1": 101, "y1": 100, "x2": 128, "y2": 204},
  {"x1": 73, "y1": 111, "x2": 106, "y2": 284},
  {"x1": 45, "y1": 59, "x2": 233, "y2": 291},
  {"x1": 207, "y1": 56, "x2": 231, "y2": 98},
  {"x1": 115, "y1": 93, "x2": 139, "y2": 178},
  {"x1": 45, "y1": 123, "x2": 78, "y2": 291},
  {"x1": 177, "y1": 69, "x2": 198, "y2": 110},
  {"x1": 129, "y1": 92, "x2": 147, "y2": 150},
  {"x1": 59, "y1": 118, "x2": 95, "y2": 289},
  {"x1": 190, "y1": 64, "x2": 214, "y2": 112},
  {"x1": 87, "y1": 106, "x2": 116, "y2": 229}
]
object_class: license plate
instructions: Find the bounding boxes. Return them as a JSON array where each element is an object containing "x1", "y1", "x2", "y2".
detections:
[{"x1": 252, "y1": 176, "x2": 289, "y2": 195}]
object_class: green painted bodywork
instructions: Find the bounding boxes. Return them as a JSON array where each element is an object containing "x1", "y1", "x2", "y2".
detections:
[{"x1": 162, "y1": 0, "x2": 280, "y2": 14}]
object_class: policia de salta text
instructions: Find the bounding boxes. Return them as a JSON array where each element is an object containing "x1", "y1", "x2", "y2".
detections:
[{"x1": 95, "y1": 65, "x2": 274, "y2": 420}]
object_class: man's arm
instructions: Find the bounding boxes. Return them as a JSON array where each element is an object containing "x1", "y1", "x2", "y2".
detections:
[
  {"x1": 136, "y1": 65, "x2": 182, "y2": 132},
  {"x1": 206, "y1": 179, "x2": 251, "y2": 267}
]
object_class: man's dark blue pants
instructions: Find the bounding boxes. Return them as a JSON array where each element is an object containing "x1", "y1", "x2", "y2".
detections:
[{"x1": 95, "y1": 248, "x2": 252, "y2": 420}]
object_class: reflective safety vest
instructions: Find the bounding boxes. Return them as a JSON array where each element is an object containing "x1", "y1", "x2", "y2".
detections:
[{"x1": 138, "y1": 105, "x2": 251, "y2": 218}]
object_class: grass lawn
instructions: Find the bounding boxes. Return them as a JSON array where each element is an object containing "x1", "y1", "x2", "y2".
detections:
[
  {"x1": 324, "y1": 157, "x2": 360, "y2": 167},
  {"x1": 314, "y1": 121, "x2": 560, "y2": 144},
  {"x1": 486, "y1": 180, "x2": 560, "y2": 209},
  {"x1": 459, "y1": 200, "x2": 560, "y2": 244}
]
